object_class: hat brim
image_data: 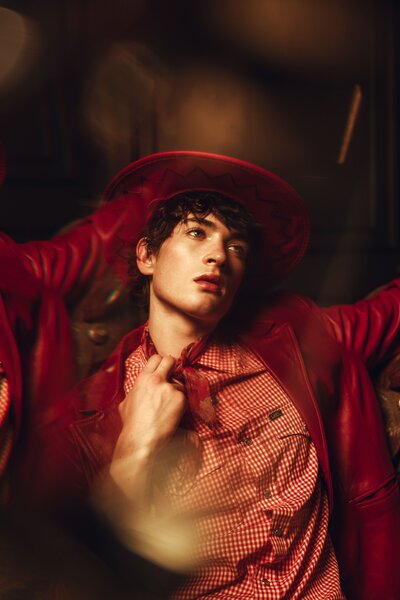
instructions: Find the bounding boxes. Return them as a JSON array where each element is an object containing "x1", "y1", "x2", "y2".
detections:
[{"x1": 102, "y1": 151, "x2": 310, "y2": 285}]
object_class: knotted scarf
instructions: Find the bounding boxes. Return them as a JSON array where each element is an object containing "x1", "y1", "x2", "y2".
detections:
[{"x1": 141, "y1": 326, "x2": 217, "y2": 427}]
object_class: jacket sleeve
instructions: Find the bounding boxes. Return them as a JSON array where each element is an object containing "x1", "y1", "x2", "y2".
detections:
[
  {"x1": 7, "y1": 194, "x2": 146, "y2": 301},
  {"x1": 321, "y1": 279, "x2": 400, "y2": 368},
  {"x1": 16, "y1": 224, "x2": 102, "y2": 301}
]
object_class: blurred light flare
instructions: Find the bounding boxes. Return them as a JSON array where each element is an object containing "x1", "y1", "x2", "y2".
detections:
[
  {"x1": 171, "y1": 70, "x2": 248, "y2": 153},
  {"x1": 93, "y1": 423, "x2": 256, "y2": 573},
  {"x1": 83, "y1": 43, "x2": 160, "y2": 172},
  {"x1": 0, "y1": 8, "x2": 41, "y2": 94},
  {"x1": 337, "y1": 84, "x2": 363, "y2": 165},
  {"x1": 208, "y1": 0, "x2": 370, "y2": 76}
]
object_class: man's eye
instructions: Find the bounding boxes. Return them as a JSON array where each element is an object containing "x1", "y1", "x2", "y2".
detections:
[
  {"x1": 187, "y1": 228, "x2": 205, "y2": 238},
  {"x1": 227, "y1": 244, "x2": 248, "y2": 259}
]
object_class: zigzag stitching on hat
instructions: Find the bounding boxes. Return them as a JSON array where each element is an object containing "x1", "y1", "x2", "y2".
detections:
[
  {"x1": 120, "y1": 174, "x2": 150, "y2": 197},
  {"x1": 183, "y1": 167, "x2": 265, "y2": 205},
  {"x1": 119, "y1": 168, "x2": 303, "y2": 252},
  {"x1": 120, "y1": 166, "x2": 285, "y2": 212}
]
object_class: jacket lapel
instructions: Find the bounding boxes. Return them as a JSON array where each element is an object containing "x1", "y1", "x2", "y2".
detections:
[
  {"x1": 67, "y1": 325, "x2": 145, "y2": 477},
  {"x1": 243, "y1": 321, "x2": 333, "y2": 511}
]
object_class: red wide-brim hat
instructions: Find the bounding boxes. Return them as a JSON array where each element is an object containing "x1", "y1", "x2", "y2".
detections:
[{"x1": 100, "y1": 151, "x2": 310, "y2": 285}]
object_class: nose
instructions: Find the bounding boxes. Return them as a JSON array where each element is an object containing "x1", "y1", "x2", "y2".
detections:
[{"x1": 203, "y1": 240, "x2": 227, "y2": 268}]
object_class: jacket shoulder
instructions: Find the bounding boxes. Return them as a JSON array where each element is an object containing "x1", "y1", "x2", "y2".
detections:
[
  {"x1": 250, "y1": 291, "x2": 322, "y2": 331},
  {"x1": 243, "y1": 291, "x2": 341, "y2": 366}
]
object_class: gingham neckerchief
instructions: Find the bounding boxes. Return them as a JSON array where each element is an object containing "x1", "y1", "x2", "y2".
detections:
[{"x1": 141, "y1": 325, "x2": 218, "y2": 426}]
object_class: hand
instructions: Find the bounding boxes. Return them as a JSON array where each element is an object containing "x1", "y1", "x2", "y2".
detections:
[{"x1": 114, "y1": 354, "x2": 186, "y2": 460}]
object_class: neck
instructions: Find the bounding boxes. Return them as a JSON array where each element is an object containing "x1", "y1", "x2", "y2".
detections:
[{"x1": 147, "y1": 304, "x2": 217, "y2": 358}]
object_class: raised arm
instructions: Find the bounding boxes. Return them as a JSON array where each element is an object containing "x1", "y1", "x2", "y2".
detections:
[
  {"x1": 5, "y1": 194, "x2": 145, "y2": 300},
  {"x1": 0, "y1": 194, "x2": 144, "y2": 478},
  {"x1": 321, "y1": 279, "x2": 400, "y2": 368}
]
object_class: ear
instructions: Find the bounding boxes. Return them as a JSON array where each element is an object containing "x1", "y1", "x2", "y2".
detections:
[{"x1": 136, "y1": 237, "x2": 155, "y2": 275}]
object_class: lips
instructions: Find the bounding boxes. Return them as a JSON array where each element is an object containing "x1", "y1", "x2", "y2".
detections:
[{"x1": 194, "y1": 274, "x2": 223, "y2": 293}]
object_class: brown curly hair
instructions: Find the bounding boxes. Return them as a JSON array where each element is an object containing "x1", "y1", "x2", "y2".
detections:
[{"x1": 129, "y1": 190, "x2": 264, "y2": 318}]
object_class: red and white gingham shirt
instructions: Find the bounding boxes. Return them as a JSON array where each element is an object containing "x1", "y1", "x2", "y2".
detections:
[{"x1": 124, "y1": 332, "x2": 345, "y2": 599}]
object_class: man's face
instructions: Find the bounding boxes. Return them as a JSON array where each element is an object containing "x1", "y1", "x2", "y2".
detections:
[{"x1": 137, "y1": 213, "x2": 249, "y2": 327}]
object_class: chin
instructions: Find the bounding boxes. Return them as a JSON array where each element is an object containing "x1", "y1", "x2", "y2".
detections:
[{"x1": 187, "y1": 304, "x2": 231, "y2": 325}]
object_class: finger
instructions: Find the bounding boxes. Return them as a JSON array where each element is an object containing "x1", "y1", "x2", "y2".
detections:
[
  {"x1": 155, "y1": 355, "x2": 176, "y2": 380},
  {"x1": 142, "y1": 353, "x2": 163, "y2": 373}
]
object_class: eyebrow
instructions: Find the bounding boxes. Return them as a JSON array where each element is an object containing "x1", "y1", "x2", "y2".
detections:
[
  {"x1": 183, "y1": 217, "x2": 216, "y2": 229},
  {"x1": 183, "y1": 217, "x2": 249, "y2": 241}
]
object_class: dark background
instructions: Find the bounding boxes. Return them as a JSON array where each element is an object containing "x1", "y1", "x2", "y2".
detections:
[{"x1": 0, "y1": 0, "x2": 399, "y2": 304}]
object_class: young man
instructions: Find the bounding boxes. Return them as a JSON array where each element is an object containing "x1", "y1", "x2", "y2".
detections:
[{"x1": 3, "y1": 152, "x2": 400, "y2": 599}]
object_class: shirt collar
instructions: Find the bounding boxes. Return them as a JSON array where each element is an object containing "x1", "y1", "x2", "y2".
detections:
[{"x1": 141, "y1": 323, "x2": 264, "y2": 377}]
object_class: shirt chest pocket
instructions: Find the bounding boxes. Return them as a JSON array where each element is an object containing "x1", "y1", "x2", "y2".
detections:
[
  {"x1": 235, "y1": 400, "x2": 311, "y2": 486},
  {"x1": 243, "y1": 399, "x2": 309, "y2": 442}
]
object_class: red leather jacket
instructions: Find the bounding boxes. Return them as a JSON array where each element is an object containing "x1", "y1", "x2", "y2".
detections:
[
  {"x1": 0, "y1": 194, "x2": 146, "y2": 436},
  {"x1": 2, "y1": 204, "x2": 400, "y2": 600}
]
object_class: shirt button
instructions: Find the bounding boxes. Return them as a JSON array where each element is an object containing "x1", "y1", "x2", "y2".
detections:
[
  {"x1": 262, "y1": 578, "x2": 270, "y2": 586},
  {"x1": 271, "y1": 527, "x2": 284, "y2": 537},
  {"x1": 263, "y1": 489, "x2": 272, "y2": 499},
  {"x1": 242, "y1": 436, "x2": 253, "y2": 446}
]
